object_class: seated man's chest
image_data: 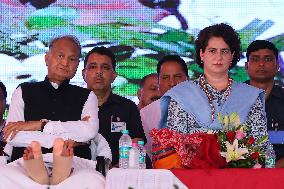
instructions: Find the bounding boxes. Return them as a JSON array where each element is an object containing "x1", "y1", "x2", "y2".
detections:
[{"x1": 98, "y1": 105, "x2": 130, "y2": 139}]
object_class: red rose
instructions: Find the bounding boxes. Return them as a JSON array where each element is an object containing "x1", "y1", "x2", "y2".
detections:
[
  {"x1": 226, "y1": 131, "x2": 236, "y2": 142},
  {"x1": 250, "y1": 151, "x2": 260, "y2": 160},
  {"x1": 248, "y1": 137, "x2": 255, "y2": 145}
]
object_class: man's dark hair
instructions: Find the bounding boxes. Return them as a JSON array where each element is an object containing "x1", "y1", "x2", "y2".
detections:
[
  {"x1": 84, "y1": 46, "x2": 116, "y2": 70},
  {"x1": 0, "y1": 82, "x2": 7, "y2": 99},
  {"x1": 156, "y1": 55, "x2": 188, "y2": 77},
  {"x1": 139, "y1": 73, "x2": 158, "y2": 88},
  {"x1": 195, "y1": 23, "x2": 241, "y2": 69},
  {"x1": 246, "y1": 40, "x2": 279, "y2": 61}
]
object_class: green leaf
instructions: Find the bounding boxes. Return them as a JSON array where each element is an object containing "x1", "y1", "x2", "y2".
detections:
[
  {"x1": 229, "y1": 112, "x2": 241, "y2": 128},
  {"x1": 224, "y1": 114, "x2": 229, "y2": 131},
  {"x1": 145, "y1": 40, "x2": 189, "y2": 54},
  {"x1": 230, "y1": 66, "x2": 249, "y2": 82},
  {"x1": 75, "y1": 23, "x2": 157, "y2": 48},
  {"x1": 113, "y1": 83, "x2": 139, "y2": 96},
  {"x1": 238, "y1": 18, "x2": 274, "y2": 52},
  {"x1": 235, "y1": 124, "x2": 245, "y2": 131},
  {"x1": 269, "y1": 34, "x2": 284, "y2": 51},
  {"x1": 156, "y1": 30, "x2": 194, "y2": 43},
  {"x1": 26, "y1": 16, "x2": 68, "y2": 30},
  {"x1": 256, "y1": 136, "x2": 268, "y2": 145},
  {"x1": 218, "y1": 112, "x2": 223, "y2": 128},
  {"x1": 116, "y1": 56, "x2": 157, "y2": 79}
]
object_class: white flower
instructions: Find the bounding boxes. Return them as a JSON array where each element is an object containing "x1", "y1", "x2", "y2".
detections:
[{"x1": 220, "y1": 139, "x2": 249, "y2": 162}]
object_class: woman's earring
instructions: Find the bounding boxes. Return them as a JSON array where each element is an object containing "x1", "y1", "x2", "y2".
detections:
[{"x1": 201, "y1": 60, "x2": 203, "y2": 64}]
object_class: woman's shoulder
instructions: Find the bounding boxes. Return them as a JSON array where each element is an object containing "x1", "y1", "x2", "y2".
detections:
[
  {"x1": 232, "y1": 81, "x2": 264, "y2": 94},
  {"x1": 230, "y1": 81, "x2": 265, "y2": 105},
  {"x1": 164, "y1": 80, "x2": 198, "y2": 97}
]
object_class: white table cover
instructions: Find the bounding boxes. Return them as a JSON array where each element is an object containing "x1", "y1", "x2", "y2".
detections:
[{"x1": 105, "y1": 168, "x2": 188, "y2": 189}]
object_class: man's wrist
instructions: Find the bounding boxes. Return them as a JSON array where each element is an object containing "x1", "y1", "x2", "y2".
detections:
[{"x1": 40, "y1": 119, "x2": 49, "y2": 132}]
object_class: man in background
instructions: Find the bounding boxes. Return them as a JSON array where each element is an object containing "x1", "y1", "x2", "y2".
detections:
[
  {"x1": 0, "y1": 82, "x2": 7, "y2": 137},
  {"x1": 83, "y1": 46, "x2": 146, "y2": 166},
  {"x1": 140, "y1": 55, "x2": 189, "y2": 156},
  {"x1": 156, "y1": 55, "x2": 189, "y2": 96},
  {"x1": 0, "y1": 81, "x2": 7, "y2": 155},
  {"x1": 245, "y1": 40, "x2": 284, "y2": 167},
  {"x1": 137, "y1": 73, "x2": 160, "y2": 110}
]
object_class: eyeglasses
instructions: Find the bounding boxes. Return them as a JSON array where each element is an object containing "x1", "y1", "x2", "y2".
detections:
[{"x1": 249, "y1": 56, "x2": 276, "y2": 64}]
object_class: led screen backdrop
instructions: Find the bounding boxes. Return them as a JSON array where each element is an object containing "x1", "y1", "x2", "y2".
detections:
[{"x1": 0, "y1": 0, "x2": 284, "y2": 104}]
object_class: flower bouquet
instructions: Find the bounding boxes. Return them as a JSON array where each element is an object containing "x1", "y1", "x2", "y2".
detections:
[
  {"x1": 150, "y1": 128, "x2": 227, "y2": 169},
  {"x1": 217, "y1": 112, "x2": 268, "y2": 168},
  {"x1": 150, "y1": 112, "x2": 268, "y2": 169}
]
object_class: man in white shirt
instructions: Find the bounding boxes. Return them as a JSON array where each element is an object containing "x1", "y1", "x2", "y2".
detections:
[
  {"x1": 3, "y1": 35, "x2": 99, "y2": 161},
  {"x1": 0, "y1": 36, "x2": 104, "y2": 188},
  {"x1": 140, "y1": 55, "x2": 189, "y2": 156},
  {"x1": 137, "y1": 73, "x2": 160, "y2": 110}
]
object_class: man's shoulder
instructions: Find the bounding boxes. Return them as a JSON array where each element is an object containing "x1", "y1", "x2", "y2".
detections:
[
  {"x1": 19, "y1": 81, "x2": 44, "y2": 89},
  {"x1": 140, "y1": 99, "x2": 160, "y2": 115},
  {"x1": 66, "y1": 85, "x2": 91, "y2": 100},
  {"x1": 68, "y1": 84, "x2": 91, "y2": 92},
  {"x1": 140, "y1": 99, "x2": 161, "y2": 131},
  {"x1": 273, "y1": 84, "x2": 284, "y2": 91},
  {"x1": 271, "y1": 84, "x2": 284, "y2": 98},
  {"x1": 20, "y1": 82, "x2": 91, "y2": 96}
]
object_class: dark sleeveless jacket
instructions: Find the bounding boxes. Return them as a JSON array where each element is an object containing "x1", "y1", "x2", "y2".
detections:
[{"x1": 11, "y1": 78, "x2": 92, "y2": 161}]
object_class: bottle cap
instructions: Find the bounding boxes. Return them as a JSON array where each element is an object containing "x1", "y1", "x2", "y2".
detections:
[
  {"x1": 121, "y1": 130, "x2": 129, "y2": 134},
  {"x1": 138, "y1": 140, "x2": 144, "y2": 145}
]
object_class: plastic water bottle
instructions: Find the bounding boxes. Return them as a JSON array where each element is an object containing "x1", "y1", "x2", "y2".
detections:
[
  {"x1": 128, "y1": 142, "x2": 139, "y2": 169},
  {"x1": 138, "y1": 140, "x2": 146, "y2": 169},
  {"x1": 119, "y1": 130, "x2": 132, "y2": 169},
  {"x1": 265, "y1": 143, "x2": 276, "y2": 168}
]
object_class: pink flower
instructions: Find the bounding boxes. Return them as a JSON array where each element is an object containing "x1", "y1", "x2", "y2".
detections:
[{"x1": 235, "y1": 130, "x2": 245, "y2": 140}]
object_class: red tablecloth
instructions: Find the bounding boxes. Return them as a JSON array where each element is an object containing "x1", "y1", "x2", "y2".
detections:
[{"x1": 171, "y1": 168, "x2": 284, "y2": 189}]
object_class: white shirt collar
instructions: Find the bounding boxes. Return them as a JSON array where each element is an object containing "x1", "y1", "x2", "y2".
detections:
[{"x1": 50, "y1": 81, "x2": 59, "y2": 89}]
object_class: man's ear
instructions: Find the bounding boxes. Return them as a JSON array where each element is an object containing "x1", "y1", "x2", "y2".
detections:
[
  {"x1": 276, "y1": 61, "x2": 280, "y2": 71},
  {"x1": 112, "y1": 71, "x2": 118, "y2": 83},
  {"x1": 82, "y1": 69, "x2": 86, "y2": 82},
  {"x1": 245, "y1": 62, "x2": 249, "y2": 71},
  {"x1": 137, "y1": 88, "x2": 142, "y2": 100},
  {"x1": 199, "y1": 49, "x2": 204, "y2": 60},
  {"x1": 44, "y1": 53, "x2": 49, "y2": 66}
]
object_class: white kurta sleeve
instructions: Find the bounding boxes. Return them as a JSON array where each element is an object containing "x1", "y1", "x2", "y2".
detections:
[
  {"x1": 6, "y1": 87, "x2": 25, "y2": 123},
  {"x1": 42, "y1": 91, "x2": 99, "y2": 142},
  {"x1": 6, "y1": 87, "x2": 99, "y2": 149}
]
